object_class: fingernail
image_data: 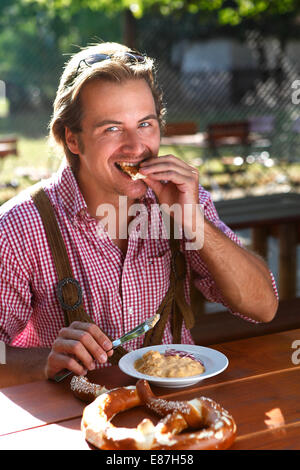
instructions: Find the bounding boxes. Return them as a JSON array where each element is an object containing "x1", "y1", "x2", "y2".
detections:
[
  {"x1": 103, "y1": 340, "x2": 112, "y2": 350},
  {"x1": 99, "y1": 353, "x2": 107, "y2": 363},
  {"x1": 89, "y1": 362, "x2": 96, "y2": 370}
]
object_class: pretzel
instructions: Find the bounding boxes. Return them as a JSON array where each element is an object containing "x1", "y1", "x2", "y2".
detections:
[
  {"x1": 118, "y1": 162, "x2": 146, "y2": 181},
  {"x1": 70, "y1": 375, "x2": 108, "y2": 403},
  {"x1": 74, "y1": 376, "x2": 236, "y2": 450}
]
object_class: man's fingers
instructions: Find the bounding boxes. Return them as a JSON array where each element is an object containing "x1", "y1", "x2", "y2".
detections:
[
  {"x1": 63, "y1": 322, "x2": 113, "y2": 362},
  {"x1": 68, "y1": 322, "x2": 112, "y2": 348},
  {"x1": 57, "y1": 327, "x2": 108, "y2": 364},
  {"x1": 52, "y1": 337, "x2": 97, "y2": 370},
  {"x1": 46, "y1": 321, "x2": 114, "y2": 380},
  {"x1": 46, "y1": 351, "x2": 88, "y2": 379},
  {"x1": 140, "y1": 155, "x2": 198, "y2": 174}
]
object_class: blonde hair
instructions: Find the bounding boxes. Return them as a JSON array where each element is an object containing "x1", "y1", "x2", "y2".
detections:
[{"x1": 49, "y1": 42, "x2": 166, "y2": 172}]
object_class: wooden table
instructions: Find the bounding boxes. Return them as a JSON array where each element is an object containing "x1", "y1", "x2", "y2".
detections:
[
  {"x1": 0, "y1": 328, "x2": 300, "y2": 450},
  {"x1": 0, "y1": 136, "x2": 18, "y2": 158}
]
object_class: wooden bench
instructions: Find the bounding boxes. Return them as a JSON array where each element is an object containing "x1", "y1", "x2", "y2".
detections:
[
  {"x1": 191, "y1": 192, "x2": 300, "y2": 345},
  {"x1": 163, "y1": 121, "x2": 198, "y2": 137},
  {"x1": 0, "y1": 136, "x2": 18, "y2": 158},
  {"x1": 214, "y1": 192, "x2": 300, "y2": 300},
  {"x1": 160, "y1": 120, "x2": 270, "y2": 170},
  {"x1": 206, "y1": 121, "x2": 252, "y2": 157},
  {"x1": 161, "y1": 117, "x2": 274, "y2": 156},
  {"x1": 160, "y1": 121, "x2": 206, "y2": 149},
  {"x1": 191, "y1": 297, "x2": 300, "y2": 346}
]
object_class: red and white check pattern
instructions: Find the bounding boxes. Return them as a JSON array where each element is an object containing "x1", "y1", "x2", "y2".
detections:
[{"x1": 0, "y1": 164, "x2": 278, "y2": 364}]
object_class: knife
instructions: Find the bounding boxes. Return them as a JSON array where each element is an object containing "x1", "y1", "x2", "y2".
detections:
[{"x1": 53, "y1": 313, "x2": 160, "y2": 383}]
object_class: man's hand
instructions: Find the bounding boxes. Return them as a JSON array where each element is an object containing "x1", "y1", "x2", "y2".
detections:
[
  {"x1": 140, "y1": 154, "x2": 278, "y2": 322},
  {"x1": 139, "y1": 154, "x2": 201, "y2": 237},
  {"x1": 45, "y1": 321, "x2": 113, "y2": 379},
  {"x1": 140, "y1": 154, "x2": 199, "y2": 207}
]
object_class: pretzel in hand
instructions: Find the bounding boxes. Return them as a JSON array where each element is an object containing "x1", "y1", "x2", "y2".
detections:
[{"x1": 71, "y1": 376, "x2": 236, "y2": 450}]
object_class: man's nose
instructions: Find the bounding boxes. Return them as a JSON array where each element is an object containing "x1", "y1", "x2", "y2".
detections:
[{"x1": 120, "y1": 130, "x2": 145, "y2": 156}]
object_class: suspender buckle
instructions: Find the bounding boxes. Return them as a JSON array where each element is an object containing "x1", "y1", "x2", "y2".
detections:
[{"x1": 56, "y1": 277, "x2": 83, "y2": 311}]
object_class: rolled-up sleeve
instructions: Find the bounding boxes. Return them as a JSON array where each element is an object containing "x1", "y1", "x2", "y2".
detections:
[{"x1": 0, "y1": 231, "x2": 33, "y2": 344}]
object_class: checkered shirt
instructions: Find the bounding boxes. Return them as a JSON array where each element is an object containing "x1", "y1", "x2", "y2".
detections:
[{"x1": 0, "y1": 164, "x2": 278, "y2": 363}]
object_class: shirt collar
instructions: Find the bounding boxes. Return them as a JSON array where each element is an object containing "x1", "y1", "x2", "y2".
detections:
[
  {"x1": 55, "y1": 162, "x2": 87, "y2": 221},
  {"x1": 55, "y1": 162, "x2": 158, "y2": 222},
  {"x1": 140, "y1": 186, "x2": 158, "y2": 208}
]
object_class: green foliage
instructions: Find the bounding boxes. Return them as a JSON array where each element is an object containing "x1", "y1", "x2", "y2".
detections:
[
  {"x1": 0, "y1": 0, "x2": 123, "y2": 118},
  {"x1": 1, "y1": 0, "x2": 299, "y2": 136},
  {"x1": 21, "y1": 0, "x2": 300, "y2": 23}
]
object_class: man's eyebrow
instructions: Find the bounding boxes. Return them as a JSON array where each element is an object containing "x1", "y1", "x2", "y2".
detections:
[
  {"x1": 93, "y1": 119, "x2": 122, "y2": 129},
  {"x1": 138, "y1": 114, "x2": 158, "y2": 122},
  {"x1": 93, "y1": 115, "x2": 158, "y2": 128}
]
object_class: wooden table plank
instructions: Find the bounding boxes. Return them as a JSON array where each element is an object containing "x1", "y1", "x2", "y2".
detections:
[
  {"x1": 0, "y1": 368, "x2": 136, "y2": 436},
  {"x1": 1, "y1": 367, "x2": 299, "y2": 450},
  {"x1": 0, "y1": 380, "x2": 83, "y2": 436},
  {"x1": 167, "y1": 368, "x2": 300, "y2": 437},
  {"x1": 1, "y1": 329, "x2": 299, "y2": 449},
  {"x1": 1, "y1": 329, "x2": 299, "y2": 436},
  {"x1": 209, "y1": 329, "x2": 300, "y2": 381},
  {"x1": 231, "y1": 422, "x2": 300, "y2": 450},
  {"x1": 0, "y1": 417, "x2": 89, "y2": 450}
]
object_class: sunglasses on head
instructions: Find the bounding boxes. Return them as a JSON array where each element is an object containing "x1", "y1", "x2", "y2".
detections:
[{"x1": 75, "y1": 51, "x2": 146, "y2": 76}]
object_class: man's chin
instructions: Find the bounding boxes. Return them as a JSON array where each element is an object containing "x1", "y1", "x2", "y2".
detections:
[{"x1": 117, "y1": 179, "x2": 148, "y2": 200}]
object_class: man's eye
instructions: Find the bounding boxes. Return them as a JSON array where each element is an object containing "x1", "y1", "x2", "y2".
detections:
[
  {"x1": 106, "y1": 126, "x2": 119, "y2": 132},
  {"x1": 139, "y1": 122, "x2": 150, "y2": 128}
]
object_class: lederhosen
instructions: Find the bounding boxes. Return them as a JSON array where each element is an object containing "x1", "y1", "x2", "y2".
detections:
[{"x1": 31, "y1": 187, "x2": 196, "y2": 365}]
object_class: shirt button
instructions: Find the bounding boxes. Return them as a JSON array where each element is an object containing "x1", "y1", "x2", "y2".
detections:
[{"x1": 128, "y1": 307, "x2": 134, "y2": 315}]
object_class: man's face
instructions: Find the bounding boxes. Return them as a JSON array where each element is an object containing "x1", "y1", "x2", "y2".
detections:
[{"x1": 66, "y1": 78, "x2": 160, "y2": 206}]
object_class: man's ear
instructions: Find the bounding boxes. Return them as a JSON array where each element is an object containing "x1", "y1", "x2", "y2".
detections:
[{"x1": 65, "y1": 127, "x2": 80, "y2": 154}]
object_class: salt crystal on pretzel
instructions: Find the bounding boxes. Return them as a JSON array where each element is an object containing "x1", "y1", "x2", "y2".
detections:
[{"x1": 70, "y1": 375, "x2": 108, "y2": 403}]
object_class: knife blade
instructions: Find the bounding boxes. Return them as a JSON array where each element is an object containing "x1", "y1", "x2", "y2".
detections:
[{"x1": 111, "y1": 313, "x2": 160, "y2": 349}]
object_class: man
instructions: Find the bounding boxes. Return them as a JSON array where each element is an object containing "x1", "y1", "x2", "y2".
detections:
[{"x1": 0, "y1": 42, "x2": 278, "y2": 386}]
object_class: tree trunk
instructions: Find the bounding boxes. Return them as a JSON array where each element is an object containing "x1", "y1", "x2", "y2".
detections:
[{"x1": 123, "y1": 9, "x2": 137, "y2": 49}]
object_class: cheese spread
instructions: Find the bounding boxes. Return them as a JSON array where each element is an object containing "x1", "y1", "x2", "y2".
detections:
[{"x1": 134, "y1": 350, "x2": 205, "y2": 378}]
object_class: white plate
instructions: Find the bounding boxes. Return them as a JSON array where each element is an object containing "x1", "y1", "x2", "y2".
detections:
[{"x1": 118, "y1": 344, "x2": 228, "y2": 388}]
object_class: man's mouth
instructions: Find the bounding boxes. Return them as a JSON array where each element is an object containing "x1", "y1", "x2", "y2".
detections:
[{"x1": 115, "y1": 161, "x2": 147, "y2": 181}]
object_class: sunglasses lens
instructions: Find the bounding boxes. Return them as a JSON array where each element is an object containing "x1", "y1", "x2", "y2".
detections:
[
  {"x1": 126, "y1": 53, "x2": 145, "y2": 63},
  {"x1": 76, "y1": 51, "x2": 146, "y2": 76},
  {"x1": 85, "y1": 54, "x2": 111, "y2": 66}
]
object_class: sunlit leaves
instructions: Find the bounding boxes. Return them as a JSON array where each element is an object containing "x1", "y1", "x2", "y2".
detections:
[
  {"x1": 219, "y1": 8, "x2": 240, "y2": 25},
  {"x1": 17, "y1": 0, "x2": 300, "y2": 22}
]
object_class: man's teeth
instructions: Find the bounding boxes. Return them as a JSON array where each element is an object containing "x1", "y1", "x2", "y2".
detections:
[{"x1": 118, "y1": 162, "x2": 139, "y2": 168}]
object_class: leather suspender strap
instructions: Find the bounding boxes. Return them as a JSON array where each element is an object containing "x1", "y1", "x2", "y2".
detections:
[
  {"x1": 31, "y1": 187, "x2": 91, "y2": 326},
  {"x1": 31, "y1": 186, "x2": 195, "y2": 360},
  {"x1": 142, "y1": 214, "x2": 195, "y2": 346},
  {"x1": 31, "y1": 186, "x2": 127, "y2": 364}
]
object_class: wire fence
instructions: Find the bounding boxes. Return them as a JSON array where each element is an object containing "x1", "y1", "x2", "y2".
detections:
[
  {"x1": 1, "y1": 26, "x2": 300, "y2": 164},
  {"x1": 146, "y1": 29, "x2": 300, "y2": 163}
]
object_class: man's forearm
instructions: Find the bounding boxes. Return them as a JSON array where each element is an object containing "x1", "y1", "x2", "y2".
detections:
[
  {"x1": 0, "y1": 346, "x2": 50, "y2": 388},
  {"x1": 199, "y1": 218, "x2": 278, "y2": 322}
]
